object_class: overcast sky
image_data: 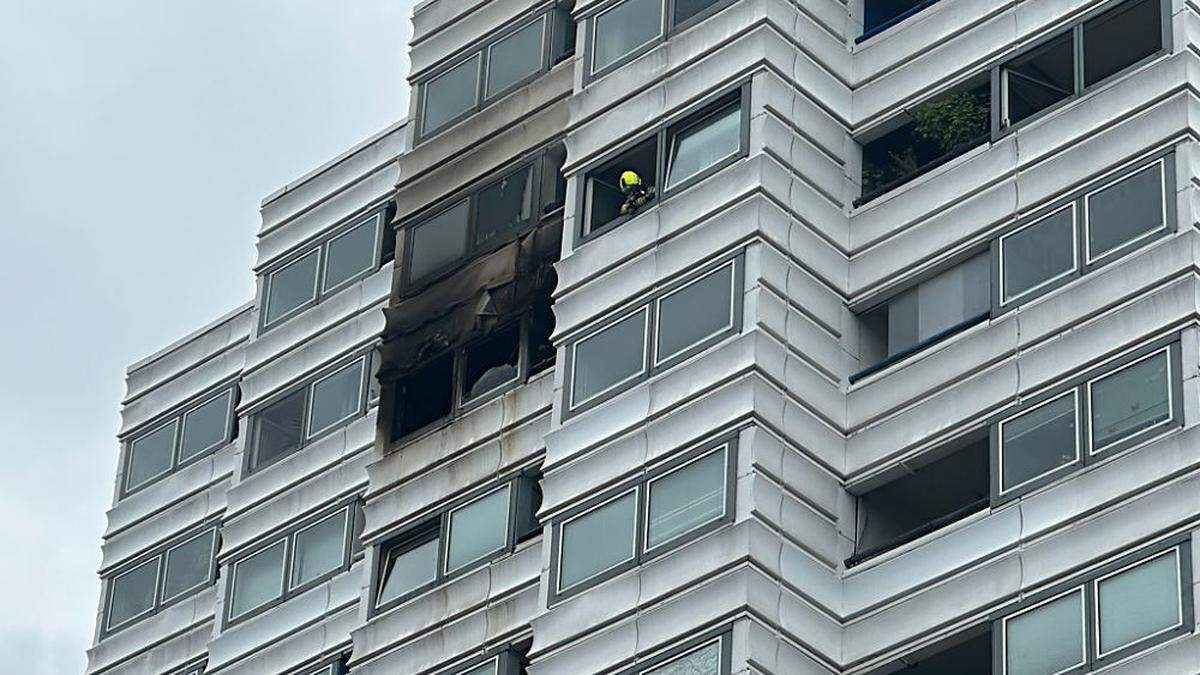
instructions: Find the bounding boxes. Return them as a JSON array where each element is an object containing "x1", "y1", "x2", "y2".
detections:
[{"x1": 0, "y1": 2, "x2": 411, "y2": 671}]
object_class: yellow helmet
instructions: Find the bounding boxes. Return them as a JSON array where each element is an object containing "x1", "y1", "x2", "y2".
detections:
[{"x1": 619, "y1": 170, "x2": 642, "y2": 189}]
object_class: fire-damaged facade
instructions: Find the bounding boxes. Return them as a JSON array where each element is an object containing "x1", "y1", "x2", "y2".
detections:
[{"x1": 90, "y1": 0, "x2": 1200, "y2": 674}]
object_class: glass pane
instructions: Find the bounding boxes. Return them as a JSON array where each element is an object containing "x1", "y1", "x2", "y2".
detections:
[
  {"x1": 645, "y1": 641, "x2": 721, "y2": 675},
  {"x1": 458, "y1": 659, "x2": 499, "y2": 675},
  {"x1": 179, "y1": 391, "x2": 232, "y2": 462},
  {"x1": 1097, "y1": 550, "x2": 1181, "y2": 655},
  {"x1": 1004, "y1": 33, "x2": 1074, "y2": 126},
  {"x1": 446, "y1": 486, "x2": 510, "y2": 573},
  {"x1": 230, "y1": 541, "x2": 286, "y2": 618},
  {"x1": 665, "y1": 103, "x2": 741, "y2": 189},
  {"x1": 463, "y1": 325, "x2": 521, "y2": 403},
  {"x1": 127, "y1": 421, "x2": 178, "y2": 490},
  {"x1": 1089, "y1": 351, "x2": 1170, "y2": 450},
  {"x1": 474, "y1": 166, "x2": 533, "y2": 248},
  {"x1": 107, "y1": 559, "x2": 159, "y2": 629},
  {"x1": 162, "y1": 530, "x2": 214, "y2": 601},
  {"x1": 571, "y1": 309, "x2": 647, "y2": 407},
  {"x1": 1002, "y1": 206, "x2": 1076, "y2": 303},
  {"x1": 308, "y1": 360, "x2": 363, "y2": 437},
  {"x1": 291, "y1": 511, "x2": 348, "y2": 588},
  {"x1": 647, "y1": 449, "x2": 726, "y2": 549},
  {"x1": 252, "y1": 389, "x2": 307, "y2": 469},
  {"x1": 1083, "y1": 0, "x2": 1162, "y2": 87},
  {"x1": 656, "y1": 264, "x2": 734, "y2": 362},
  {"x1": 1086, "y1": 163, "x2": 1164, "y2": 260},
  {"x1": 323, "y1": 217, "x2": 378, "y2": 292},
  {"x1": 673, "y1": 0, "x2": 722, "y2": 26},
  {"x1": 1001, "y1": 392, "x2": 1078, "y2": 492},
  {"x1": 1005, "y1": 590, "x2": 1086, "y2": 675},
  {"x1": 864, "y1": 0, "x2": 922, "y2": 33},
  {"x1": 423, "y1": 55, "x2": 480, "y2": 134},
  {"x1": 593, "y1": 0, "x2": 662, "y2": 73},
  {"x1": 377, "y1": 536, "x2": 439, "y2": 605},
  {"x1": 486, "y1": 18, "x2": 545, "y2": 98},
  {"x1": 409, "y1": 200, "x2": 470, "y2": 282},
  {"x1": 265, "y1": 250, "x2": 319, "y2": 325},
  {"x1": 559, "y1": 491, "x2": 637, "y2": 590}
]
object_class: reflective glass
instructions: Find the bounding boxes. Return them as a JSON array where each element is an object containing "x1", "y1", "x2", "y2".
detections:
[
  {"x1": 559, "y1": 491, "x2": 637, "y2": 590},
  {"x1": 647, "y1": 450, "x2": 726, "y2": 549},
  {"x1": 409, "y1": 200, "x2": 470, "y2": 281},
  {"x1": 323, "y1": 217, "x2": 378, "y2": 292},
  {"x1": 107, "y1": 559, "x2": 159, "y2": 629},
  {"x1": 1005, "y1": 590, "x2": 1086, "y2": 675},
  {"x1": 486, "y1": 18, "x2": 545, "y2": 98},
  {"x1": 424, "y1": 55, "x2": 480, "y2": 134},
  {"x1": 665, "y1": 103, "x2": 741, "y2": 189},
  {"x1": 162, "y1": 530, "x2": 214, "y2": 601},
  {"x1": 1090, "y1": 351, "x2": 1170, "y2": 450},
  {"x1": 179, "y1": 391, "x2": 231, "y2": 462},
  {"x1": 446, "y1": 487, "x2": 510, "y2": 573},
  {"x1": 265, "y1": 250, "x2": 319, "y2": 325},
  {"x1": 230, "y1": 541, "x2": 286, "y2": 618},
  {"x1": 377, "y1": 536, "x2": 439, "y2": 605},
  {"x1": 1087, "y1": 163, "x2": 1164, "y2": 260},
  {"x1": 1002, "y1": 206, "x2": 1076, "y2": 303},
  {"x1": 252, "y1": 389, "x2": 306, "y2": 469},
  {"x1": 291, "y1": 511, "x2": 347, "y2": 588},
  {"x1": 673, "y1": 0, "x2": 722, "y2": 26},
  {"x1": 1097, "y1": 550, "x2": 1181, "y2": 655},
  {"x1": 656, "y1": 264, "x2": 733, "y2": 362},
  {"x1": 571, "y1": 309, "x2": 647, "y2": 406},
  {"x1": 593, "y1": 0, "x2": 662, "y2": 73},
  {"x1": 1001, "y1": 392, "x2": 1078, "y2": 492},
  {"x1": 1083, "y1": 0, "x2": 1162, "y2": 86},
  {"x1": 308, "y1": 361, "x2": 363, "y2": 437},
  {"x1": 127, "y1": 421, "x2": 178, "y2": 490},
  {"x1": 646, "y1": 641, "x2": 721, "y2": 675},
  {"x1": 458, "y1": 659, "x2": 499, "y2": 675}
]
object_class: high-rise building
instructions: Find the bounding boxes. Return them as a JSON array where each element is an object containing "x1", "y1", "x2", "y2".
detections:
[{"x1": 88, "y1": 1, "x2": 1199, "y2": 673}]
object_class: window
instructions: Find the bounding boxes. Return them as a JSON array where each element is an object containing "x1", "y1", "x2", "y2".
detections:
[
  {"x1": 588, "y1": 0, "x2": 734, "y2": 78},
  {"x1": 389, "y1": 295, "x2": 556, "y2": 444},
  {"x1": 847, "y1": 435, "x2": 989, "y2": 567},
  {"x1": 997, "y1": 541, "x2": 1192, "y2": 671},
  {"x1": 999, "y1": 204, "x2": 1076, "y2": 304},
  {"x1": 247, "y1": 356, "x2": 367, "y2": 473},
  {"x1": 860, "y1": 0, "x2": 943, "y2": 40},
  {"x1": 1083, "y1": 0, "x2": 1163, "y2": 87},
  {"x1": 855, "y1": 253, "x2": 990, "y2": 382},
  {"x1": 995, "y1": 341, "x2": 1181, "y2": 500},
  {"x1": 567, "y1": 257, "x2": 741, "y2": 414},
  {"x1": 373, "y1": 474, "x2": 540, "y2": 612},
  {"x1": 102, "y1": 525, "x2": 218, "y2": 635},
  {"x1": 122, "y1": 388, "x2": 236, "y2": 496},
  {"x1": 553, "y1": 441, "x2": 734, "y2": 599},
  {"x1": 403, "y1": 149, "x2": 565, "y2": 289},
  {"x1": 417, "y1": 10, "x2": 574, "y2": 139},
  {"x1": 1001, "y1": 33, "x2": 1075, "y2": 128},
  {"x1": 227, "y1": 504, "x2": 357, "y2": 624},
  {"x1": 618, "y1": 632, "x2": 732, "y2": 675},
  {"x1": 580, "y1": 87, "x2": 747, "y2": 237},
  {"x1": 867, "y1": 629, "x2": 992, "y2": 674},
  {"x1": 447, "y1": 651, "x2": 526, "y2": 675},
  {"x1": 1085, "y1": 161, "x2": 1166, "y2": 262},
  {"x1": 260, "y1": 209, "x2": 391, "y2": 330}
]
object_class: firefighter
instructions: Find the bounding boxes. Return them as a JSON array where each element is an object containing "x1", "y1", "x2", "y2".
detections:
[{"x1": 619, "y1": 170, "x2": 653, "y2": 215}]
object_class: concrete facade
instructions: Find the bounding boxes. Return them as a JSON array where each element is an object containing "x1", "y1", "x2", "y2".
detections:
[{"x1": 90, "y1": 1, "x2": 1200, "y2": 674}]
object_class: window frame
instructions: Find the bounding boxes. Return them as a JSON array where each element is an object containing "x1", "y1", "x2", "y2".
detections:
[
  {"x1": 100, "y1": 524, "x2": 220, "y2": 637},
  {"x1": 990, "y1": 537, "x2": 1194, "y2": 673},
  {"x1": 998, "y1": 586, "x2": 1090, "y2": 675},
  {"x1": 584, "y1": 0, "x2": 740, "y2": 82},
  {"x1": 857, "y1": 0, "x2": 945, "y2": 43},
  {"x1": 563, "y1": 254, "x2": 744, "y2": 418},
  {"x1": 414, "y1": 8, "x2": 574, "y2": 142},
  {"x1": 370, "y1": 472, "x2": 541, "y2": 616},
  {"x1": 434, "y1": 647, "x2": 526, "y2": 675},
  {"x1": 1082, "y1": 159, "x2": 1170, "y2": 265},
  {"x1": 997, "y1": 202, "x2": 1079, "y2": 306},
  {"x1": 614, "y1": 627, "x2": 734, "y2": 675},
  {"x1": 224, "y1": 501, "x2": 360, "y2": 626},
  {"x1": 120, "y1": 384, "x2": 238, "y2": 498},
  {"x1": 549, "y1": 436, "x2": 737, "y2": 603},
  {"x1": 259, "y1": 205, "x2": 392, "y2": 333},
  {"x1": 575, "y1": 83, "x2": 750, "y2": 243},
  {"x1": 245, "y1": 353, "x2": 371, "y2": 474},
  {"x1": 990, "y1": 337, "x2": 1183, "y2": 503},
  {"x1": 400, "y1": 148, "x2": 563, "y2": 293}
]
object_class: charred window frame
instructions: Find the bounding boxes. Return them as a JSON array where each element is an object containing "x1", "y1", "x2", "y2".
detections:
[
  {"x1": 415, "y1": 7, "x2": 575, "y2": 142},
  {"x1": 858, "y1": 0, "x2": 945, "y2": 42},
  {"x1": 584, "y1": 0, "x2": 739, "y2": 82},
  {"x1": 100, "y1": 523, "x2": 220, "y2": 638},
  {"x1": 401, "y1": 147, "x2": 567, "y2": 293},
  {"x1": 992, "y1": 337, "x2": 1182, "y2": 502},
  {"x1": 224, "y1": 500, "x2": 362, "y2": 626},
  {"x1": 990, "y1": 537, "x2": 1193, "y2": 673},
  {"x1": 577, "y1": 84, "x2": 750, "y2": 242},
  {"x1": 120, "y1": 384, "x2": 238, "y2": 499},
  {"x1": 562, "y1": 254, "x2": 743, "y2": 417},
  {"x1": 857, "y1": 0, "x2": 1169, "y2": 206},
  {"x1": 259, "y1": 205, "x2": 395, "y2": 332},
  {"x1": 389, "y1": 299, "x2": 556, "y2": 444},
  {"x1": 370, "y1": 472, "x2": 542, "y2": 615},
  {"x1": 245, "y1": 353, "x2": 373, "y2": 474},
  {"x1": 549, "y1": 436, "x2": 736, "y2": 603}
]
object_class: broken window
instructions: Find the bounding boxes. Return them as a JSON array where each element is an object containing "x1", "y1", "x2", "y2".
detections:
[
  {"x1": 462, "y1": 324, "x2": 521, "y2": 404},
  {"x1": 849, "y1": 435, "x2": 989, "y2": 567},
  {"x1": 1083, "y1": 0, "x2": 1162, "y2": 87},
  {"x1": 855, "y1": 253, "x2": 990, "y2": 380},
  {"x1": 391, "y1": 352, "x2": 454, "y2": 440},
  {"x1": 1002, "y1": 32, "x2": 1075, "y2": 127}
]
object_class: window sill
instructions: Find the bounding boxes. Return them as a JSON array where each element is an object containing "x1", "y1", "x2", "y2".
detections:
[
  {"x1": 844, "y1": 497, "x2": 989, "y2": 569},
  {"x1": 854, "y1": 134, "x2": 990, "y2": 209},
  {"x1": 842, "y1": 504, "x2": 991, "y2": 576},
  {"x1": 849, "y1": 310, "x2": 989, "y2": 386}
]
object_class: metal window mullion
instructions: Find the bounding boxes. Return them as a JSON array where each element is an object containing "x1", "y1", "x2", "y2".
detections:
[
  {"x1": 1073, "y1": 24, "x2": 1085, "y2": 95},
  {"x1": 475, "y1": 47, "x2": 487, "y2": 116}
]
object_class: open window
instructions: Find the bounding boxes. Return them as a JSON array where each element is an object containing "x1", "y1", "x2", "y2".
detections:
[
  {"x1": 582, "y1": 137, "x2": 657, "y2": 236},
  {"x1": 848, "y1": 434, "x2": 989, "y2": 567},
  {"x1": 868, "y1": 627, "x2": 992, "y2": 674},
  {"x1": 1001, "y1": 32, "x2": 1075, "y2": 127},
  {"x1": 1083, "y1": 0, "x2": 1163, "y2": 87},
  {"x1": 861, "y1": 0, "x2": 944, "y2": 41}
]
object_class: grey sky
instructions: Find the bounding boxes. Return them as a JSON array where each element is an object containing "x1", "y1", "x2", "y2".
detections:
[{"x1": 0, "y1": 2, "x2": 410, "y2": 671}]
